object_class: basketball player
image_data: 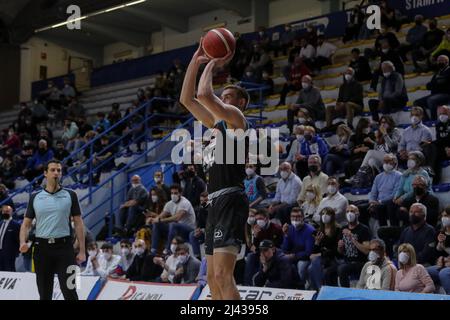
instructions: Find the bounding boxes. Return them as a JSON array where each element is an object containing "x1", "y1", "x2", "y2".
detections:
[{"x1": 180, "y1": 38, "x2": 250, "y2": 300}]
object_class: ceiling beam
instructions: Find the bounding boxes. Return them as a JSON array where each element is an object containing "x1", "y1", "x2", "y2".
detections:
[
  {"x1": 204, "y1": 0, "x2": 252, "y2": 17},
  {"x1": 123, "y1": 7, "x2": 188, "y2": 33},
  {"x1": 82, "y1": 21, "x2": 149, "y2": 47}
]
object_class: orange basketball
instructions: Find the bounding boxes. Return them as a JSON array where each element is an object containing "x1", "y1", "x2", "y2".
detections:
[{"x1": 202, "y1": 28, "x2": 236, "y2": 59}]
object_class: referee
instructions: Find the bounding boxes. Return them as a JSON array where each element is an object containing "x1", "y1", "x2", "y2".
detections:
[{"x1": 19, "y1": 160, "x2": 86, "y2": 300}]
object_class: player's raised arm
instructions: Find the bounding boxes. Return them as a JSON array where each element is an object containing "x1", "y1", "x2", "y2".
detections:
[
  {"x1": 179, "y1": 38, "x2": 216, "y2": 128},
  {"x1": 197, "y1": 55, "x2": 247, "y2": 131}
]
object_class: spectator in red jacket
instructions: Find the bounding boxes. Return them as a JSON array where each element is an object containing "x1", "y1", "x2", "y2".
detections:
[{"x1": 277, "y1": 57, "x2": 311, "y2": 106}]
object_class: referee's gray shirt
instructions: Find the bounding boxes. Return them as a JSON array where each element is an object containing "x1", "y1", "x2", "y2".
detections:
[{"x1": 25, "y1": 188, "x2": 82, "y2": 239}]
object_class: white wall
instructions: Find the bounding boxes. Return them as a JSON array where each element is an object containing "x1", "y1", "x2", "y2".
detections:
[
  {"x1": 103, "y1": 42, "x2": 141, "y2": 65},
  {"x1": 19, "y1": 37, "x2": 92, "y2": 102},
  {"x1": 269, "y1": 0, "x2": 323, "y2": 26}
]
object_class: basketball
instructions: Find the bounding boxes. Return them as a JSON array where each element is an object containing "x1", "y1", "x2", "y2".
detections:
[{"x1": 202, "y1": 27, "x2": 236, "y2": 59}]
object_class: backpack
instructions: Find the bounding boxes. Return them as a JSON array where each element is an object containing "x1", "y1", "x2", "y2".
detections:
[{"x1": 352, "y1": 165, "x2": 377, "y2": 189}]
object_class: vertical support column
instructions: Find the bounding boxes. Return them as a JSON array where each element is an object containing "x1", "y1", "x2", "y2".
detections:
[{"x1": 252, "y1": 0, "x2": 269, "y2": 30}]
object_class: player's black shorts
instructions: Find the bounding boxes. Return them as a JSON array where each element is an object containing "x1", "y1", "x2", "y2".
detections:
[{"x1": 205, "y1": 190, "x2": 249, "y2": 256}]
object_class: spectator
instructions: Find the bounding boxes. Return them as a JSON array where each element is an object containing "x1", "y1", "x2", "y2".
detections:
[
  {"x1": 380, "y1": 0, "x2": 400, "y2": 31},
  {"x1": 61, "y1": 77, "x2": 76, "y2": 100},
  {"x1": 116, "y1": 239, "x2": 135, "y2": 275},
  {"x1": 399, "y1": 15, "x2": 428, "y2": 62},
  {"x1": 307, "y1": 207, "x2": 341, "y2": 290},
  {"x1": 333, "y1": 205, "x2": 370, "y2": 287},
  {"x1": 323, "y1": 124, "x2": 352, "y2": 176},
  {"x1": 62, "y1": 118, "x2": 79, "y2": 152},
  {"x1": 373, "y1": 24, "x2": 400, "y2": 57},
  {"x1": 189, "y1": 192, "x2": 208, "y2": 260},
  {"x1": 253, "y1": 240, "x2": 294, "y2": 289},
  {"x1": 274, "y1": 23, "x2": 297, "y2": 57},
  {"x1": 343, "y1": 5, "x2": 364, "y2": 43},
  {"x1": 296, "y1": 126, "x2": 328, "y2": 179},
  {"x1": 126, "y1": 239, "x2": 163, "y2": 281},
  {"x1": 22, "y1": 139, "x2": 54, "y2": 183},
  {"x1": 268, "y1": 162, "x2": 302, "y2": 225},
  {"x1": 357, "y1": 239, "x2": 397, "y2": 290},
  {"x1": 153, "y1": 170, "x2": 171, "y2": 200},
  {"x1": 305, "y1": 25, "x2": 318, "y2": 48},
  {"x1": 118, "y1": 175, "x2": 148, "y2": 237},
  {"x1": 0, "y1": 156, "x2": 17, "y2": 190},
  {"x1": 427, "y1": 208, "x2": 450, "y2": 294},
  {"x1": 31, "y1": 99, "x2": 49, "y2": 125},
  {"x1": 368, "y1": 61, "x2": 408, "y2": 122},
  {"x1": 149, "y1": 184, "x2": 196, "y2": 255},
  {"x1": 244, "y1": 163, "x2": 267, "y2": 209},
  {"x1": 313, "y1": 35, "x2": 337, "y2": 71},
  {"x1": 411, "y1": 18, "x2": 445, "y2": 72},
  {"x1": 277, "y1": 57, "x2": 311, "y2": 106},
  {"x1": 394, "y1": 151, "x2": 431, "y2": 204},
  {"x1": 349, "y1": 48, "x2": 372, "y2": 82},
  {"x1": 298, "y1": 38, "x2": 316, "y2": 70},
  {"x1": 108, "y1": 103, "x2": 124, "y2": 136},
  {"x1": 431, "y1": 28, "x2": 450, "y2": 59},
  {"x1": 316, "y1": 177, "x2": 349, "y2": 226},
  {"x1": 286, "y1": 125, "x2": 304, "y2": 163},
  {"x1": 281, "y1": 207, "x2": 315, "y2": 288},
  {"x1": 371, "y1": 40, "x2": 405, "y2": 91},
  {"x1": 346, "y1": 118, "x2": 375, "y2": 179},
  {"x1": 249, "y1": 44, "x2": 273, "y2": 79},
  {"x1": 182, "y1": 165, "x2": 206, "y2": 208},
  {"x1": 360, "y1": 115, "x2": 402, "y2": 171},
  {"x1": 123, "y1": 107, "x2": 145, "y2": 153},
  {"x1": 429, "y1": 105, "x2": 450, "y2": 183},
  {"x1": 37, "y1": 126, "x2": 54, "y2": 149},
  {"x1": 93, "y1": 112, "x2": 111, "y2": 133},
  {"x1": 172, "y1": 243, "x2": 201, "y2": 284},
  {"x1": 53, "y1": 140, "x2": 73, "y2": 169},
  {"x1": 0, "y1": 127, "x2": 21, "y2": 152},
  {"x1": 300, "y1": 184, "x2": 322, "y2": 224},
  {"x1": 414, "y1": 55, "x2": 450, "y2": 121},
  {"x1": 288, "y1": 75, "x2": 325, "y2": 133},
  {"x1": 261, "y1": 71, "x2": 274, "y2": 96},
  {"x1": 288, "y1": 39, "x2": 303, "y2": 65},
  {"x1": 395, "y1": 243, "x2": 435, "y2": 293},
  {"x1": 0, "y1": 205, "x2": 20, "y2": 271},
  {"x1": 145, "y1": 187, "x2": 167, "y2": 223},
  {"x1": 0, "y1": 184, "x2": 15, "y2": 211},
  {"x1": 245, "y1": 209, "x2": 257, "y2": 250},
  {"x1": 297, "y1": 154, "x2": 329, "y2": 204},
  {"x1": 66, "y1": 97, "x2": 85, "y2": 119},
  {"x1": 255, "y1": 26, "x2": 271, "y2": 50},
  {"x1": 398, "y1": 176, "x2": 439, "y2": 227},
  {"x1": 241, "y1": 66, "x2": 259, "y2": 83},
  {"x1": 81, "y1": 242, "x2": 121, "y2": 279},
  {"x1": 154, "y1": 237, "x2": 185, "y2": 283},
  {"x1": 325, "y1": 67, "x2": 363, "y2": 129},
  {"x1": 398, "y1": 203, "x2": 436, "y2": 265},
  {"x1": 366, "y1": 154, "x2": 402, "y2": 233}
]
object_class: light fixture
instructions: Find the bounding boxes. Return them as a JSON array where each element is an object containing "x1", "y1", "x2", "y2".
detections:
[{"x1": 34, "y1": 0, "x2": 147, "y2": 33}]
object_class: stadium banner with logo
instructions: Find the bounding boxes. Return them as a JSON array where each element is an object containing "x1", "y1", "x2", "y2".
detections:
[
  {"x1": 0, "y1": 272, "x2": 101, "y2": 300},
  {"x1": 317, "y1": 286, "x2": 450, "y2": 300},
  {"x1": 388, "y1": 0, "x2": 450, "y2": 19},
  {"x1": 95, "y1": 279, "x2": 198, "y2": 300},
  {"x1": 198, "y1": 285, "x2": 316, "y2": 301}
]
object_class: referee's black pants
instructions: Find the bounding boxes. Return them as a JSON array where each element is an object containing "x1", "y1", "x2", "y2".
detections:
[{"x1": 33, "y1": 239, "x2": 79, "y2": 300}]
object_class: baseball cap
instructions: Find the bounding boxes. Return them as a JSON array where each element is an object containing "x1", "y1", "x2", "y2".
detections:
[{"x1": 259, "y1": 240, "x2": 274, "y2": 250}]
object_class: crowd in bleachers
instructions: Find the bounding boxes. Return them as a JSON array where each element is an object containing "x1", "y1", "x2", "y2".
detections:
[{"x1": 1, "y1": 0, "x2": 450, "y2": 296}]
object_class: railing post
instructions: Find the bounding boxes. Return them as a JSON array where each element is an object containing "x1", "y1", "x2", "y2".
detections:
[{"x1": 109, "y1": 178, "x2": 114, "y2": 238}]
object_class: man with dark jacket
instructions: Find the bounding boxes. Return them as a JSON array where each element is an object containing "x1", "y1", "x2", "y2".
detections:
[
  {"x1": 349, "y1": 48, "x2": 372, "y2": 82},
  {"x1": 252, "y1": 240, "x2": 293, "y2": 288},
  {"x1": 412, "y1": 18, "x2": 445, "y2": 72},
  {"x1": 369, "y1": 61, "x2": 408, "y2": 122},
  {"x1": 414, "y1": 55, "x2": 450, "y2": 120},
  {"x1": 126, "y1": 239, "x2": 163, "y2": 281},
  {"x1": 325, "y1": 67, "x2": 363, "y2": 129},
  {"x1": 182, "y1": 165, "x2": 206, "y2": 208},
  {"x1": 370, "y1": 40, "x2": 405, "y2": 91}
]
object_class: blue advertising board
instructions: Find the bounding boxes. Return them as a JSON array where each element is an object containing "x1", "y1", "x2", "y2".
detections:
[{"x1": 317, "y1": 286, "x2": 450, "y2": 300}]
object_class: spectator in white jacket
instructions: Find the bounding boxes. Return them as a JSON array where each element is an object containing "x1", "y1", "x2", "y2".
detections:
[{"x1": 81, "y1": 242, "x2": 121, "y2": 279}]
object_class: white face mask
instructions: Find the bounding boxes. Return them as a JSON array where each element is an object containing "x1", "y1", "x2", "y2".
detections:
[
  {"x1": 346, "y1": 211, "x2": 357, "y2": 223},
  {"x1": 280, "y1": 170, "x2": 290, "y2": 179},
  {"x1": 383, "y1": 163, "x2": 394, "y2": 172},
  {"x1": 439, "y1": 114, "x2": 449, "y2": 123},
  {"x1": 327, "y1": 185, "x2": 337, "y2": 195},
  {"x1": 246, "y1": 168, "x2": 255, "y2": 176},
  {"x1": 398, "y1": 252, "x2": 410, "y2": 265},
  {"x1": 134, "y1": 247, "x2": 145, "y2": 256},
  {"x1": 383, "y1": 72, "x2": 391, "y2": 78},
  {"x1": 306, "y1": 191, "x2": 315, "y2": 201},
  {"x1": 256, "y1": 219, "x2": 267, "y2": 228},
  {"x1": 382, "y1": 48, "x2": 389, "y2": 53},
  {"x1": 170, "y1": 244, "x2": 177, "y2": 253},
  {"x1": 411, "y1": 116, "x2": 420, "y2": 125},
  {"x1": 363, "y1": 128, "x2": 371, "y2": 135},
  {"x1": 247, "y1": 217, "x2": 256, "y2": 225},
  {"x1": 298, "y1": 117, "x2": 306, "y2": 124},
  {"x1": 291, "y1": 220, "x2": 303, "y2": 228},
  {"x1": 368, "y1": 250, "x2": 379, "y2": 262},
  {"x1": 171, "y1": 194, "x2": 180, "y2": 202},
  {"x1": 121, "y1": 248, "x2": 130, "y2": 256},
  {"x1": 301, "y1": 82, "x2": 310, "y2": 89},
  {"x1": 103, "y1": 252, "x2": 112, "y2": 260},
  {"x1": 88, "y1": 250, "x2": 97, "y2": 257},
  {"x1": 321, "y1": 214, "x2": 331, "y2": 224},
  {"x1": 178, "y1": 255, "x2": 188, "y2": 264},
  {"x1": 151, "y1": 195, "x2": 158, "y2": 203},
  {"x1": 407, "y1": 159, "x2": 416, "y2": 169},
  {"x1": 344, "y1": 74, "x2": 353, "y2": 81},
  {"x1": 296, "y1": 134, "x2": 304, "y2": 141},
  {"x1": 154, "y1": 177, "x2": 162, "y2": 183},
  {"x1": 441, "y1": 216, "x2": 450, "y2": 227}
]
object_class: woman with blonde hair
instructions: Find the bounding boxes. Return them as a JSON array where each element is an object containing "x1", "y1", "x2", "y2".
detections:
[
  {"x1": 300, "y1": 184, "x2": 322, "y2": 224},
  {"x1": 395, "y1": 243, "x2": 435, "y2": 293}
]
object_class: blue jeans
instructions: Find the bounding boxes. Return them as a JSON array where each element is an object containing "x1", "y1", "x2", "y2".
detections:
[
  {"x1": 323, "y1": 153, "x2": 346, "y2": 176},
  {"x1": 189, "y1": 230, "x2": 205, "y2": 258},
  {"x1": 119, "y1": 206, "x2": 144, "y2": 231},
  {"x1": 151, "y1": 222, "x2": 169, "y2": 253},
  {"x1": 244, "y1": 252, "x2": 260, "y2": 286},
  {"x1": 427, "y1": 265, "x2": 450, "y2": 294},
  {"x1": 297, "y1": 260, "x2": 311, "y2": 288},
  {"x1": 166, "y1": 223, "x2": 194, "y2": 251},
  {"x1": 307, "y1": 256, "x2": 323, "y2": 291}
]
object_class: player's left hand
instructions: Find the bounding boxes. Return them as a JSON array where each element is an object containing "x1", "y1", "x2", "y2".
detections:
[{"x1": 76, "y1": 252, "x2": 86, "y2": 265}]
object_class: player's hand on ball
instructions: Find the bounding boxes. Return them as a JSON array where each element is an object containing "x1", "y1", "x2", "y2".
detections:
[
  {"x1": 211, "y1": 50, "x2": 234, "y2": 68},
  {"x1": 194, "y1": 37, "x2": 209, "y2": 65}
]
